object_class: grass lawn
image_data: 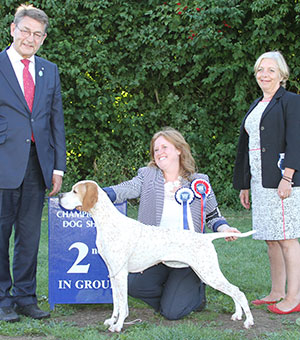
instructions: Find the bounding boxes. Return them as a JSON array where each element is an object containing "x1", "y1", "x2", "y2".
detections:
[{"x1": 1, "y1": 203, "x2": 300, "y2": 339}]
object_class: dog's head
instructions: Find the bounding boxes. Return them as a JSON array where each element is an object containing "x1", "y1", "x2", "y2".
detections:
[{"x1": 59, "y1": 180, "x2": 99, "y2": 212}]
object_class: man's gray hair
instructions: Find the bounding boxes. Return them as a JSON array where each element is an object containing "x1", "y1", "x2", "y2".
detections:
[{"x1": 14, "y1": 4, "x2": 49, "y2": 33}]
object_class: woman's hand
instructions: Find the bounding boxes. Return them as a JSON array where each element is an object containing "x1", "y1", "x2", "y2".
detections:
[
  {"x1": 278, "y1": 178, "x2": 292, "y2": 200},
  {"x1": 278, "y1": 168, "x2": 295, "y2": 199},
  {"x1": 217, "y1": 224, "x2": 241, "y2": 242},
  {"x1": 239, "y1": 189, "x2": 250, "y2": 209}
]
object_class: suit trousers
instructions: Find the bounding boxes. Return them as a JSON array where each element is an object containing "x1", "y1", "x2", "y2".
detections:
[
  {"x1": 128, "y1": 263, "x2": 206, "y2": 320},
  {"x1": 0, "y1": 143, "x2": 46, "y2": 307}
]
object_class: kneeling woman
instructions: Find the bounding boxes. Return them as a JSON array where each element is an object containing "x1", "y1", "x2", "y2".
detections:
[{"x1": 104, "y1": 127, "x2": 239, "y2": 320}]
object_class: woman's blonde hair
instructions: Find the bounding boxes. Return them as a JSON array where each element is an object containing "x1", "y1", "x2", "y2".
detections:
[
  {"x1": 148, "y1": 127, "x2": 196, "y2": 180},
  {"x1": 254, "y1": 51, "x2": 289, "y2": 88}
]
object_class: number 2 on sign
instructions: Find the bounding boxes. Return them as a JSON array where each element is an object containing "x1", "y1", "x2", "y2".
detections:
[{"x1": 67, "y1": 242, "x2": 91, "y2": 274}]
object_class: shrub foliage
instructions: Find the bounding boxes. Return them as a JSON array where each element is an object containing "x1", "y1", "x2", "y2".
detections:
[{"x1": 1, "y1": 0, "x2": 300, "y2": 208}]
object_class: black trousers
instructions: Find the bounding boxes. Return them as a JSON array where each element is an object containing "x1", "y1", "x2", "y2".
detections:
[
  {"x1": 128, "y1": 263, "x2": 206, "y2": 320},
  {"x1": 0, "y1": 144, "x2": 46, "y2": 307}
]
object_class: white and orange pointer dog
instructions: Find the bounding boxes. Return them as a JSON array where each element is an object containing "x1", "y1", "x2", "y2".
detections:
[{"x1": 59, "y1": 180, "x2": 254, "y2": 332}]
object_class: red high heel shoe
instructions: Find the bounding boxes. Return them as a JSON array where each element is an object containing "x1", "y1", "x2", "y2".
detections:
[{"x1": 268, "y1": 303, "x2": 300, "y2": 315}]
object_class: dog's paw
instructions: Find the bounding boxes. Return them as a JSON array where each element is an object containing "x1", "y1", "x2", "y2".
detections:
[
  {"x1": 108, "y1": 324, "x2": 122, "y2": 333},
  {"x1": 104, "y1": 318, "x2": 115, "y2": 327},
  {"x1": 231, "y1": 312, "x2": 242, "y2": 321},
  {"x1": 243, "y1": 318, "x2": 254, "y2": 329}
]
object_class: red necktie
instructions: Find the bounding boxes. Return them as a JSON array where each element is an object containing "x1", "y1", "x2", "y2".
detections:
[{"x1": 21, "y1": 59, "x2": 35, "y2": 141}]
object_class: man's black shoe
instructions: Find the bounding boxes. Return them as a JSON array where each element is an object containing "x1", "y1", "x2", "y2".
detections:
[
  {"x1": 14, "y1": 304, "x2": 50, "y2": 320},
  {"x1": 0, "y1": 306, "x2": 20, "y2": 322}
]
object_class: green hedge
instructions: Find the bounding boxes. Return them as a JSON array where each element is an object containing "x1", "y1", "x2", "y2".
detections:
[{"x1": 1, "y1": 0, "x2": 300, "y2": 208}]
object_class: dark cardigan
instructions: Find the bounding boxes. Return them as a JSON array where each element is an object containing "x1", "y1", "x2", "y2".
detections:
[{"x1": 233, "y1": 86, "x2": 300, "y2": 189}]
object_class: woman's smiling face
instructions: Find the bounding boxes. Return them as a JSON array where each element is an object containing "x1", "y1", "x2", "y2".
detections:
[
  {"x1": 153, "y1": 136, "x2": 181, "y2": 172},
  {"x1": 256, "y1": 58, "x2": 282, "y2": 96}
]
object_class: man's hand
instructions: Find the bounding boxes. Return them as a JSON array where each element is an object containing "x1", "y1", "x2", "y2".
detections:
[{"x1": 48, "y1": 174, "x2": 63, "y2": 197}]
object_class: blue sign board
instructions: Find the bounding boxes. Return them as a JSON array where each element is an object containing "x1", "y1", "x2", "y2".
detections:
[{"x1": 48, "y1": 197, "x2": 127, "y2": 309}]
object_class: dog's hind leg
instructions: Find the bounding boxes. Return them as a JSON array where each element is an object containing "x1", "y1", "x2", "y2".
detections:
[
  {"x1": 104, "y1": 270, "x2": 129, "y2": 332},
  {"x1": 191, "y1": 264, "x2": 254, "y2": 329},
  {"x1": 230, "y1": 296, "x2": 243, "y2": 321},
  {"x1": 212, "y1": 281, "x2": 253, "y2": 329},
  {"x1": 225, "y1": 288, "x2": 254, "y2": 329}
]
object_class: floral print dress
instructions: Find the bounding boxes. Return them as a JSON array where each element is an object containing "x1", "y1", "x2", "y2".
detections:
[{"x1": 245, "y1": 101, "x2": 300, "y2": 240}]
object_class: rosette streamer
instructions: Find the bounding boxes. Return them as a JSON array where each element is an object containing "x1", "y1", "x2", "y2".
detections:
[
  {"x1": 191, "y1": 179, "x2": 211, "y2": 233},
  {"x1": 175, "y1": 188, "x2": 194, "y2": 230}
]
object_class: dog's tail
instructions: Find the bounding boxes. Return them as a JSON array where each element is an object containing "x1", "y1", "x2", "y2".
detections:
[{"x1": 205, "y1": 230, "x2": 256, "y2": 241}]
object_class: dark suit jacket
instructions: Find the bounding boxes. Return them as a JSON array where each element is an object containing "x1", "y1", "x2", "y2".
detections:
[
  {"x1": 0, "y1": 48, "x2": 66, "y2": 189},
  {"x1": 233, "y1": 86, "x2": 300, "y2": 189}
]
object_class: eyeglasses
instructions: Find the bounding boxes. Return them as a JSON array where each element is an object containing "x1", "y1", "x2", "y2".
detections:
[{"x1": 16, "y1": 24, "x2": 45, "y2": 40}]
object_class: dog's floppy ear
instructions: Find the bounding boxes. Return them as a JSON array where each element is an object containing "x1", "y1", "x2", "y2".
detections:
[{"x1": 82, "y1": 182, "x2": 98, "y2": 211}]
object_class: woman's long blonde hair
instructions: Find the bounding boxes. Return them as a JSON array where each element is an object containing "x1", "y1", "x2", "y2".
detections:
[{"x1": 148, "y1": 127, "x2": 196, "y2": 180}]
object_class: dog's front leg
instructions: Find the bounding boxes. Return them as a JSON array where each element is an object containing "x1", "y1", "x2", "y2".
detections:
[
  {"x1": 104, "y1": 275, "x2": 119, "y2": 329},
  {"x1": 104, "y1": 270, "x2": 129, "y2": 332}
]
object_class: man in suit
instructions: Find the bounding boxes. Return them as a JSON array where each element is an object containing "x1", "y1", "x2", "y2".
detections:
[{"x1": 0, "y1": 4, "x2": 66, "y2": 322}]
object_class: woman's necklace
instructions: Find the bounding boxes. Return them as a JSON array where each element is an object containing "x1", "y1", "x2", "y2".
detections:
[{"x1": 164, "y1": 176, "x2": 182, "y2": 198}]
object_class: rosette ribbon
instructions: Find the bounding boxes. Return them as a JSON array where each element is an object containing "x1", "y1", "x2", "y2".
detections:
[
  {"x1": 191, "y1": 179, "x2": 211, "y2": 233},
  {"x1": 175, "y1": 188, "x2": 194, "y2": 230},
  {"x1": 277, "y1": 153, "x2": 285, "y2": 176}
]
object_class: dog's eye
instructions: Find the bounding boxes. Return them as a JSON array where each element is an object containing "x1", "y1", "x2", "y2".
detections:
[{"x1": 73, "y1": 189, "x2": 77, "y2": 194}]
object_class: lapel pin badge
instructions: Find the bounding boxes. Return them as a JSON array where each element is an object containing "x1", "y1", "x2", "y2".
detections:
[{"x1": 39, "y1": 67, "x2": 44, "y2": 77}]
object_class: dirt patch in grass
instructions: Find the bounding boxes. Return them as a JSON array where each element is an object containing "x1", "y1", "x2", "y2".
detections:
[
  {"x1": 2, "y1": 304, "x2": 300, "y2": 340},
  {"x1": 54, "y1": 305, "x2": 300, "y2": 338},
  {"x1": 0, "y1": 305, "x2": 300, "y2": 340}
]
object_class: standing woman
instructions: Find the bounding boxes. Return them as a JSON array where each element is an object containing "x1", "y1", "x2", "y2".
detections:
[{"x1": 233, "y1": 51, "x2": 300, "y2": 314}]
